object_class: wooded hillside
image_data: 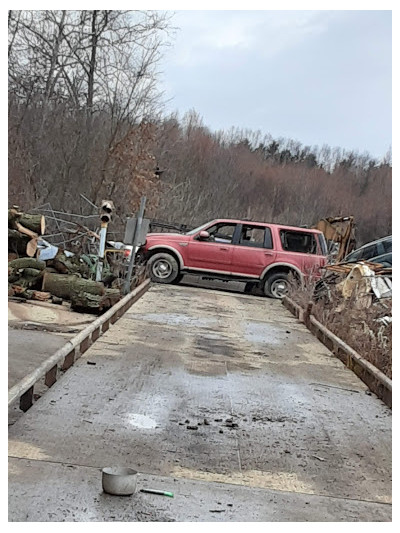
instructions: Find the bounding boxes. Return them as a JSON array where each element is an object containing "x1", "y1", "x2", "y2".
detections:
[{"x1": 9, "y1": 10, "x2": 391, "y2": 247}]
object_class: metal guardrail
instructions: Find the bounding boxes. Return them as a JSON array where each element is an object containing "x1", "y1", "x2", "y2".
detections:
[
  {"x1": 282, "y1": 296, "x2": 392, "y2": 408},
  {"x1": 8, "y1": 279, "x2": 150, "y2": 412}
]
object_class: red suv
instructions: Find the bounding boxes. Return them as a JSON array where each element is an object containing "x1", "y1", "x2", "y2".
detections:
[{"x1": 140, "y1": 219, "x2": 327, "y2": 298}]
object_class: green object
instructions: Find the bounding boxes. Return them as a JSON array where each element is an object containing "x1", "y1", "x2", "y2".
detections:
[{"x1": 140, "y1": 488, "x2": 174, "y2": 498}]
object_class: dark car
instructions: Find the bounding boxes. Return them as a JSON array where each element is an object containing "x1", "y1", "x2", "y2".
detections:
[
  {"x1": 344, "y1": 235, "x2": 392, "y2": 263},
  {"x1": 369, "y1": 253, "x2": 392, "y2": 268}
]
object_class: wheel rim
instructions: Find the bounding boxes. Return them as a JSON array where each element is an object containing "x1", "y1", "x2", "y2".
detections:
[
  {"x1": 152, "y1": 259, "x2": 172, "y2": 279},
  {"x1": 270, "y1": 279, "x2": 289, "y2": 298}
]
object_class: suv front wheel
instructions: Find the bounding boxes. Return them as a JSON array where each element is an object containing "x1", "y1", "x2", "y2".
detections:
[
  {"x1": 147, "y1": 252, "x2": 180, "y2": 284},
  {"x1": 264, "y1": 272, "x2": 290, "y2": 299}
]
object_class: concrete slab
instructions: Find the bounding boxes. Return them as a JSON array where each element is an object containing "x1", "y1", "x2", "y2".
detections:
[
  {"x1": 9, "y1": 457, "x2": 390, "y2": 522},
  {"x1": 8, "y1": 284, "x2": 392, "y2": 521},
  {"x1": 8, "y1": 299, "x2": 95, "y2": 389},
  {"x1": 8, "y1": 328, "x2": 70, "y2": 389}
]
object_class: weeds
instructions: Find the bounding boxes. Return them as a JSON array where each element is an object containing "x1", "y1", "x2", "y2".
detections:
[{"x1": 289, "y1": 278, "x2": 392, "y2": 379}]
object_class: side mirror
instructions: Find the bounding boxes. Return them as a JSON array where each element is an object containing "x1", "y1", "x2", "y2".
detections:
[{"x1": 198, "y1": 230, "x2": 210, "y2": 240}]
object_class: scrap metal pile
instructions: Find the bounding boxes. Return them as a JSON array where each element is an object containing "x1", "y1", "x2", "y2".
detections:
[
  {"x1": 289, "y1": 230, "x2": 392, "y2": 378},
  {"x1": 8, "y1": 206, "x2": 125, "y2": 313},
  {"x1": 315, "y1": 260, "x2": 392, "y2": 309},
  {"x1": 311, "y1": 216, "x2": 392, "y2": 308}
]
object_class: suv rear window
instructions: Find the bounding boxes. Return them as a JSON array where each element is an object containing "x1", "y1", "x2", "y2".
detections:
[{"x1": 280, "y1": 230, "x2": 317, "y2": 254}]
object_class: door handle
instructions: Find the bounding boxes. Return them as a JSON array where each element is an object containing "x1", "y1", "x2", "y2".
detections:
[
  {"x1": 264, "y1": 251, "x2": 274, "y2": 256},
  {"x1": 220, "y1": 247, "x2": 229, "y2": 251}
]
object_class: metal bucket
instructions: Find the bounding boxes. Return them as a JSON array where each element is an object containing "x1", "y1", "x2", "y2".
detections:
[{"x1": 102, "y1": 467, "x2": 138, "y2": 496}]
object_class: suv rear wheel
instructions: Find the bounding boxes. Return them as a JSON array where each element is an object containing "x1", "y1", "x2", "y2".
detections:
[
  {"x1": 264, "y1": 272, "x2": 290, "y2": 299},
  {"x1": 147, "y1": 253, "x2": 180, "y2": 284}
]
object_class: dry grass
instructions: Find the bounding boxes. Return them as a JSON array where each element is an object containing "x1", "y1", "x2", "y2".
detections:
[{"x1": 289, "y1": 279, "x2": 392, "y2": 379}]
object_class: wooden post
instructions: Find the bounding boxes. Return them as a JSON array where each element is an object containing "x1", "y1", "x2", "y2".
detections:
[
  {"x1": 20, "y1": 386, "x2": 34, "y2": 412},
  {"x1": 304, "y1": 301, "x2": 313, "y2": 328},
  {"x1": 45, "y1": 365, "x2": 58, "y2": 387},
  {"x1": 62, "y1": 349, "x2": 76, "y2": 371}
]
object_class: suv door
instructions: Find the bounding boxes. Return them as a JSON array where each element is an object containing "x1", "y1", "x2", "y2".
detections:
[
  {"x1": 278, "y1": 229, "x2": 322, "y2": 276},
  {"x1": 186, "y1": 222, "x2": 238, "y2": 273},
  {"x1": 231, "y1": 224, "x2": 276, "y2": 277}
]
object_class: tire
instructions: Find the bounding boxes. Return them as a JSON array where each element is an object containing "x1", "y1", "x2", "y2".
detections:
[
  {"x1": 171, "y1": 273, "x2": 184, "y2": 285},
  {"x1": 244, "y1": 282, "x2": 256, "y2": 294},
  {"x1": 264, "y1": 272, "x2": 290, "y2": 299},
  {"x1": 147, "y1": 253, "x2": 180, "y2": 284}
]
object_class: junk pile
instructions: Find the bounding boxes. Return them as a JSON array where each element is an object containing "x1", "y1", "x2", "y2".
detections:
[
  {"x1": 8, "y1": 207, "x2": 123, "y2": 313},
  {"x1": 314, "y1": 260, "x2": 392, "y2": 309},
  {"x1": 312, "y1": 216, "x2": 356, "y2": 263}
]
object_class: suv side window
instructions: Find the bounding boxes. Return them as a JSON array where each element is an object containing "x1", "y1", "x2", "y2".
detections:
[
  {"x1": 203, "y1": 223, "x2": 237, "y2": 244},
  {"x1": 280, "y1": 230, "x2": 317, "y2": 254},
  {"x1": 238, "y1": 225, "x2": 272, "y2": 249}
]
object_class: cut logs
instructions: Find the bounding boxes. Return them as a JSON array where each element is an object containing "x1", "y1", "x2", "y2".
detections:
[
  {"x1": 8, "y1": 258, "x2": 46, "y2": 270},
  {"x1": 8, "y1": 229, "x2": 37, "y2": 257},
  {"x1": 42, "y1": 272, "x2": 105, "y2": 299},
  {"x1": 20, "y1": 213, "x2": 46, "y2": 235},
  {"x1": 71, "y1": 288, "x2": 121, "y2": 312},
  {"x1": 8, "y1": 208, "x2": 45, "y2": 235},
  {"x1": 8, "y1": 208, "x2": 45, "y2": 258},
  {"x1": 8, "y1": 206, "x2": 125, "y2": 313}
]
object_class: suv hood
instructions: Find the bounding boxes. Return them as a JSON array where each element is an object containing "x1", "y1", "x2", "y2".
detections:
[{"x1": 146, "y1": 232, "x2": 190, "y2": 240}]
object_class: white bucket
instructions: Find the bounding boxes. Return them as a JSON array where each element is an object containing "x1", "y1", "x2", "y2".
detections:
[{"x1": 102, "y1": 467, "x2": 138, "y2": 496}]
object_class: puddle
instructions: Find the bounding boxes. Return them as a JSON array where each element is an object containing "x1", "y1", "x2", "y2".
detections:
[
  {"x1": 186, "y1": 360, "x2": 227, "y2": 376},
  {"x1": 126, "y1": 414, "x2": 158, "y2": 429},
  {"x1": 136, "y1": 313, "x2": 218, "y2": 328},
  {"x1": 244, "y1": 322, "x2": 285, "y2": 346},
  {"x1": 195, "y1": 336, "x2": 236, "y2": 358}
]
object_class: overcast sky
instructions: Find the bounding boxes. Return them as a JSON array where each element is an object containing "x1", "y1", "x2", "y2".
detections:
[{"x1": 160, "y1": 9, "x2": 392, "y2": 160}]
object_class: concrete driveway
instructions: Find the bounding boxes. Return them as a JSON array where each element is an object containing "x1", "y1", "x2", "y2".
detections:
[{"x1": 8, "y1": 283, "x2": 392, "y2": 521}]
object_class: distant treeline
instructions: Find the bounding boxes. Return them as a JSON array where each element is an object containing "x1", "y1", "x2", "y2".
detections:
[
  {"x1": 8, "y1": 10, "x2": 391, "y2": 247},
  {"x1": 152, "y1": 112, "x2": 391, "y2": 246}
]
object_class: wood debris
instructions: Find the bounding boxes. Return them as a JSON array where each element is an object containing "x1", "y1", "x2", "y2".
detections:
[{"x1": 8, "y1": 207, "x2": 124, "y2": 312}]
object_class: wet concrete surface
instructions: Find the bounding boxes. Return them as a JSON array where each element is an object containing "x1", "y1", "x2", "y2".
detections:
[{"x1": 8, "y1": 283, "x2": 392, "y2": 521}]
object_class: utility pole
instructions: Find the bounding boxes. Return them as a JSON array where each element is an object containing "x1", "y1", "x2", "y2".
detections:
[
  {"x1": 124, "y1": 196, "x2": 146, "y2": 294},
  {"x1": 96, "y1": 200, "x2": 114, "y2": 281}
]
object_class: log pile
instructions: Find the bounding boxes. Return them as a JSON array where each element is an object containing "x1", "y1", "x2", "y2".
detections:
[
  {"x1": 8, "y1": 207, "x2": 122, "y2": 313},
  {"x1": 8, "y1": 207, "x2": 45, "y2": 258}
]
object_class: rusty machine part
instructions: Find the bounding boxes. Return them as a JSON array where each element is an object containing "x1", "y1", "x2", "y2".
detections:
[{"x1": 313, "y1": 216, "x2": 356, "y2": 263}]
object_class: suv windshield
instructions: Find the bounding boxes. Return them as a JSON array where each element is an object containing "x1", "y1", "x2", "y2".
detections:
[{"x1": 186, "y1": 221, "x2": 217, "y2": 236}]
